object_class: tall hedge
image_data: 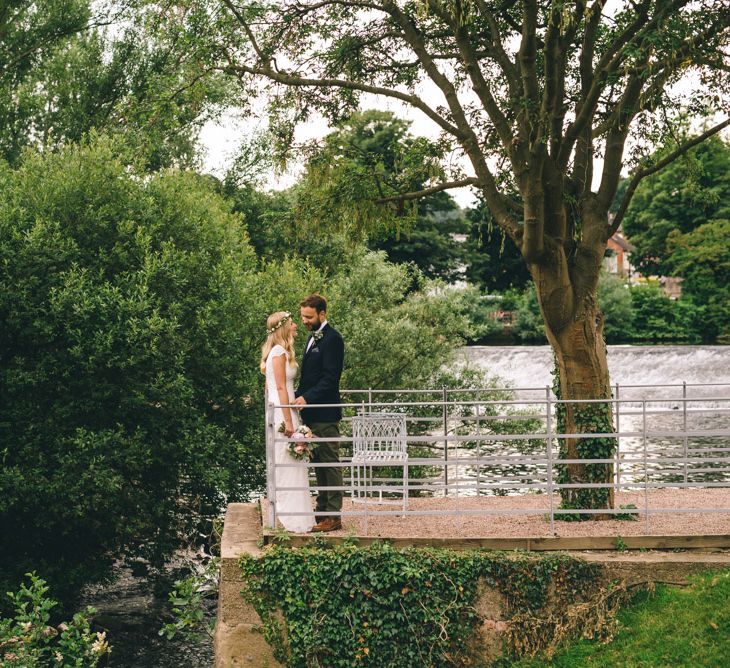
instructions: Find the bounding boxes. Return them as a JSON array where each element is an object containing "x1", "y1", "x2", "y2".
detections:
[{"x1": 0, "y1": 140, "x2": 271, "y2": 608}]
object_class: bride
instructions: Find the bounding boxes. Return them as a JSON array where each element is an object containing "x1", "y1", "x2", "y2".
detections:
[{"x1": 260, "y1": 311, "x2": 315, "y2": 533}]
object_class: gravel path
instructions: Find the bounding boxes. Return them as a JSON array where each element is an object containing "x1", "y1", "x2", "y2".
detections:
[{"x1": 271, "y1": 489, "x2": 730, "y2": 538}]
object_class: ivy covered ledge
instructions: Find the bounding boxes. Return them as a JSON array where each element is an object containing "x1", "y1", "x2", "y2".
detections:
[
  {"x1": 217, "y1": 503, "x2": 729, "y2": 667},
  {"x1": 235, "y1": 536, "x2": 623, "y2": 666}
]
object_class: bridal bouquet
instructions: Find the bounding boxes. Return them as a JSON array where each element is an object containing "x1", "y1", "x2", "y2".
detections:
[{"x1": 278, "y1": 423, "x2": 316, "y2": 460}]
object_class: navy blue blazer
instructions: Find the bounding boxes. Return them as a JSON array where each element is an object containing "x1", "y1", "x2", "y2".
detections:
[{"x1": 296, "y1": 323, "x2": 344, "y2": 424}]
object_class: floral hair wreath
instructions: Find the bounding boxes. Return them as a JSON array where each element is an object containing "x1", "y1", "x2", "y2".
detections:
[{"x1": 267, "y1": 312, "x2": 291, "y2": 335}]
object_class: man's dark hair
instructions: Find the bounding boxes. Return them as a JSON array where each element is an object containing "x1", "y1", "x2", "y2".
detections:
[{"x1": 300, "y1": 293, "x2": 327, "y2": 313}]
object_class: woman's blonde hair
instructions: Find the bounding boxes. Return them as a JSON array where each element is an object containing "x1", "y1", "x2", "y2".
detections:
[{"x1": 260, "y1": 311, "x2": 298, "y2": 374}]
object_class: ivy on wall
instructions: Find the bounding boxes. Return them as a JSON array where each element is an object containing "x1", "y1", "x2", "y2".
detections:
[{"x1": 239, "y1": 541, "x2": 611, "y2": 667}]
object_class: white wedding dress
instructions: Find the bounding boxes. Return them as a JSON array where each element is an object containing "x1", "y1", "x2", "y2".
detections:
[{"x1": 265, "y1": 345, "x2": 315, "y2": 533}]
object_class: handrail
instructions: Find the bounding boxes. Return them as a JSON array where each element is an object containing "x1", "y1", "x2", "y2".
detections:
[{"x1": 264, "y1": 386, "x2": 730, "y2": 533}]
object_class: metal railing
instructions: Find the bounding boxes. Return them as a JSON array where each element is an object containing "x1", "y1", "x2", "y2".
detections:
[{"x1": 264, "y1": 383, "x2": 730, "y2": 534}]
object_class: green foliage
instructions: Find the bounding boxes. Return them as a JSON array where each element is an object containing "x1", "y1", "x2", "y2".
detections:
[
  {"x1": 624, "y1": 135, "x2": 730, "y2": 277},
  {"x1": 0, "y1": 0, "x2": 90, "y2": 164},
  {"x1": 240, "y1": 543, "x2": 602, "y2": 667},
  {"x1": 0, "y1": 2, "x2": 228, "y2": 168},
  {"x1": 596, "y1": 272, "x2": 633, "y2": 343},
  {"x1": 667, "y1": 219, "x2": 730, "y2": 340},
  {"x1": 451, "y1": 286, "x2": 504, "y2": 343},
  {"x1": 465, "y1": 202, "x2": 531, "y2": 293},
  {"x1": 328, "y1": 251, "x2": 470, "y2": 391},
  {"x1": 0, "y1": 138, "x2": 266, "y2": 609},
  {"x1": 509, "y1": 570, "x2": 730, "y2": 668},
  {"x1": 159, "y1": 559, "x2": 219, "y2": 642},
  {"x1": 222, "y1": 179, "x2": 371, "y2": 278},
  {"x1": 370, "y1": 191, "x2": 470, "y2": 283},
  {"x1": 293, "y1": 110, "x2": 447, "y2": 241},
  {"x1": 0, "y1": 573, "x2": 109, "y2": 667},
  {"x1": 627, "y1": 283, "x2": 700, "y2": 342},
  {"x1": 512, "y1": 286, "x2": 547, "y2": 343}
]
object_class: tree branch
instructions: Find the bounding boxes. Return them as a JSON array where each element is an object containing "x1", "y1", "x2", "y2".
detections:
[
  {"x1": 473, "y1": 0, "x2": 520, "y2": 98},
  {"x1": 559, "y1": 0, "x2": 687, "y2": 169},
  {"x1": 374, "y1": 177, "x2": 480, "y2": 203},
  {"x1": 609, "y1": 118, "x2": 730, "y2": 236},
  {"x1": 427, "y1": 0, "x2": 514, "y2": 153},
  {"x1": 222, "y1": 60, "x2": 463, "y2": 139},
  {"x1": 381, "y1": 0, "x2": 518, "y2": 236},
  {"x1": 518, "y1": 0, "x2": 540, "y2": 139}
]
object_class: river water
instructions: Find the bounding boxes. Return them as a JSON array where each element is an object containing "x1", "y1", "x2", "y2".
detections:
[
  {"x1": 460, "y1": 344, "x2": 730, "y2": 391},
  {"x1": 448, "y1": 344, "x2": 730, "y2": 491}
]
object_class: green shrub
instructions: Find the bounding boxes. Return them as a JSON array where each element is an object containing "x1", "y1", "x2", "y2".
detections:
[
  {"x1": 597, "y1": 272, "x2": 633, "y2": 343},
  {"x1": 451, "y1": 286, "x2": 504, "y2": 343},
  {"x1": 512, "y1": 285, "x2": 546, "y2": 342},
  {"x1": 628, "y1": 283, "x2": 700, "y2": 342},
  {"x1": 667, "y1": 219, "x2": 730, "y2": 340},
  {"x1": 0, "y1": 138, "x2": 271, "y2": 609},
  {"x1": 0, "y1": 574, "x2": 109, "y2": 667}
]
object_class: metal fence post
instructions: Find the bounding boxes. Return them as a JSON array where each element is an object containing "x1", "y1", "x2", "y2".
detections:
[
  {"x1": 683, "y1": 381, "x2": 688, "y2": 484},
  {"x1": 643, "y1": 399, "x2": 649, "y2": 534},
  {"x1": 443, "y1": 386, "x2": 449, "y2": 491},
  {"x1": 265, "y1": 399, "x2": 277, "y2": 529},
  {"x1": 475, "y1": 402, "x2": 481, "y2": 496},
  {"x1": 546, "y1": 386, "x2": 555, "y2": 535},
  {"x1": 615, "y1": 382, "x2": 620, "y2": 495}
]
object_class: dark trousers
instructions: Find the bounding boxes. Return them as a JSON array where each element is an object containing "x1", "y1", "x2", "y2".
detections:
[{"x1": 308, "y1": 421, "x2": 342, "y2": 516}]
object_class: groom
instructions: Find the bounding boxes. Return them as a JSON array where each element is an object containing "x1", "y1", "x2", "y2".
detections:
[{"x1": 293, "y1": 293, "x2": 345, "y2": 532}]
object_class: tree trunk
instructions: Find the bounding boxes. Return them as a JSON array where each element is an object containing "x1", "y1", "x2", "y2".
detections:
[{"x1": 532, "y1": 248, "x2": 617, "y2": 517}]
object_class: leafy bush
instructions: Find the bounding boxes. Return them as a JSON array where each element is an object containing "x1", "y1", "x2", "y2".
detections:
[
  {"x1": 627, "y1": 283, "x2": 700, "y2": 342},
  {"x1": 597, "y1": 272, "x2": 633, "y2": 342},
  {"x1": 512, "y1": 285, "x2": 546, "y2": 342},
  {"x1": 0, "y1": 139, "x2": 270, "y2": 609},
  {"x1": 329, "y1": 252, "x2": 473, "y2": 390},
  {"x1": 667, "y1": 219, "x2": 730, "y2": 340},
  {"x1": 0, "y1": 574, "x2": 109, "y2": 667},
  {"x1": 451, "y1": 286, "x2": 504, "y2": 343}
]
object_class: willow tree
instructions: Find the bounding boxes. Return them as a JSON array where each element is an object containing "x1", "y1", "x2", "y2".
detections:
[{"x1": 191, "y1": 0, "x2": 730, "y2": 511}]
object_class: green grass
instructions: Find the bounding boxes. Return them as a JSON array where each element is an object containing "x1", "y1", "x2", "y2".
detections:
[{"x1": 509, "y1": 570, "x2": 730, "y2": 668}]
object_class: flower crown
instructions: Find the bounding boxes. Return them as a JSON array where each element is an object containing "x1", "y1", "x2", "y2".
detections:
[{"x1": 267, "y1": 312, "x2": 291, "y2": 335}]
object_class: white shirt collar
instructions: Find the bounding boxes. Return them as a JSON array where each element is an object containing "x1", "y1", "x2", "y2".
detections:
[{"x1": 306, "y1": 321, "x2": 327, "y2": 351}]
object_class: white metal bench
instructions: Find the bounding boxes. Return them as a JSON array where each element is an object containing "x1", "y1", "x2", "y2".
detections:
[{"x1": 350, "y1": 412, "x2": 408, "y2": 510}]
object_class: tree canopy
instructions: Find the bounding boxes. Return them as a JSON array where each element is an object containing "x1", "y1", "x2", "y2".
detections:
[
  {"x1": 0, "y1": 1, "x2": 229, "y2": 168},
  {"x1": 623, "y1": 134, "x2": 730, "y2": 276}
]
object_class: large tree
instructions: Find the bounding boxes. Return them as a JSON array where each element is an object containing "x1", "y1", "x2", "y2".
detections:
[{"x1": 177, "y1": 0, "x2": 730, "y2": 511}]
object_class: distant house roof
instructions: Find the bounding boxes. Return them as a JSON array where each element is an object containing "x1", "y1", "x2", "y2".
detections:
[{"x1": 608, "y1": 232, "x2": 635, "y2": 252}]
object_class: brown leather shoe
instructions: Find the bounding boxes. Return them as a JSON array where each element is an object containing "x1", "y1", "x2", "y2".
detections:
[{"x1": 310, "y1": 518, "x2": 343, "y2": 533}]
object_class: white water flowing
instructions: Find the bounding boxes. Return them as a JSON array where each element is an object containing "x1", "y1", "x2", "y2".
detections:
[{"x1": 460, "y1": 345, "x2": 730, "y2": 399}]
